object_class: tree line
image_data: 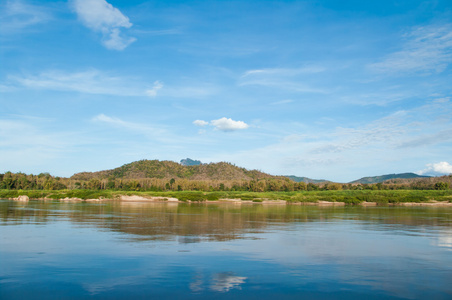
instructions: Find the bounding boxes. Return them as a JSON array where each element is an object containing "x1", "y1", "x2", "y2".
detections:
[{"x1": 0, "y1": 171, "x2": 450, "y2": 192}]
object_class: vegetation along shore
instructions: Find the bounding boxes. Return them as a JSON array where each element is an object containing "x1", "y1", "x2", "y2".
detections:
[
  {"x1": 3, "y1": 190, "x2": 452, "y2": 206},
  {"x1": 2, "y1": 159, "x2": 451, "y2": 205}
]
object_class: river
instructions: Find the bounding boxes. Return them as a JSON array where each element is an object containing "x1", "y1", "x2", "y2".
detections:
[{"x1": 1, "y1": 199, "x2": 451, "y2": 299}]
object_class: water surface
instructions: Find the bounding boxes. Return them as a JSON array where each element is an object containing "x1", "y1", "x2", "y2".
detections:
[{"x1": 1, "y1": 199, "x2": 452, "y2": 299}]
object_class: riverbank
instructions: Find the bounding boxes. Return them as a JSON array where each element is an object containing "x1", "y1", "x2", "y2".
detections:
[{"x1": 3, "y1": 189, "x2": 452, "y2": 206}]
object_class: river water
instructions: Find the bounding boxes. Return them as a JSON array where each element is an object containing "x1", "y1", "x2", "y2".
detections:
[{"x1": 1, "y1": 199, "x2": 451, "y2": 299}]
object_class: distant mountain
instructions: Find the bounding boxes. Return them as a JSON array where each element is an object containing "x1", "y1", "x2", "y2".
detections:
[
  {"x1": 285, "y1": 175, "x2": 328, "y2": 184},
  {"x1": 350, "y1": 173, "x2": 430, "y2": 184},
  {"x1": 180, "y1": 158, "x2": 201, "y2": 166},
  {"x1": 71, "y1": 159, "x2": 280, "y2": 181}
]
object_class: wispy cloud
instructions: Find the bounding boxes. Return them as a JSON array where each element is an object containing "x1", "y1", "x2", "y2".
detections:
[
  {"x1": 193, "y1": 117, "x2": 249, "y2": 132},
  {"x1": 0, "y1": 0, "x2": 51, "y2": 34},
  {"x1": 339, "y1": 90, "x2": 416, "y2": 106},
  {"x1": 310, "y1": 111, "x2": 407, "y2": 154},
  {"x1": 92, "y1": 113, "x2": 166, "y2": 136},
  {"x1": 239, "y1": 66, "x2": 328, "y2": 93},
  {"x1": 269, "y1": 99, "x2": 293, "y2": 105},
  {"x1": 370, "y1": 24, "x2": 452, "y2": 74},
  {"x1": 8, "y1": 69, "x2": 154, "y2": 97},
  {"x1": 242, "y1": 66, "x2": 325, "y2": 78},
  {"x1": 397, "y1": 128, "x2": 452, "y2": 148},
  {"x1": 72, "y1": 0, "x2": 136, "y2": 50},
  {"x1": 145, "y1": 81, "x2": 163, "y2": 97}
]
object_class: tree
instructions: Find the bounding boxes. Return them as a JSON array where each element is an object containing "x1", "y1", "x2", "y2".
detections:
[
  {"x1": 87, "y1": 179, "x2": 101, "y2": 190},
  {"x1": 434, "y1": 182, "x2": 449, "y2": 190},
  {"x1": 169, "y1": 178, "x2": 176, "y2": 189},
  {"x1": 325, "y1": 183, "x2": 342, "y2": 190},
  {"x1": 307, "y1": 183, "x2": 318, "y2": 191}
]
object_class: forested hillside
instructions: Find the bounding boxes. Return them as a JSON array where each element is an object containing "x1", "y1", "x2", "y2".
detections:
[{"x1": 71, "y1": 160, "x2": 279, "y2": 181}]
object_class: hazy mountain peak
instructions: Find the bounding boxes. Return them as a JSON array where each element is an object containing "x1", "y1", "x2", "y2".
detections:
[{"x1": 180, "y1": 158, "x2": 202, "y2": 166}]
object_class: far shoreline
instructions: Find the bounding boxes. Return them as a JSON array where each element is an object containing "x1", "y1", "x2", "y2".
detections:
[{"x1": 6, "y1": 194, "x2": 452, "y2": 207}]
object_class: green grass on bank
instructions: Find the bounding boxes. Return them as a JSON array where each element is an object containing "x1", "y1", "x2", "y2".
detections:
[{"x1": 1, "y1": 189, "x2": 452, "y2": 205}]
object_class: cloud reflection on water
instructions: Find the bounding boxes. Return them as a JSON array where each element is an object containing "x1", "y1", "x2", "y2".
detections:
[{"x1": 189, "y1": 272, "x2": 247, "y2": 293}]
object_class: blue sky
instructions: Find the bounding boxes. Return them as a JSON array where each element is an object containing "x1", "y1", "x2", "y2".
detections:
[{"x1": 1, "y1": 0, "x2": 452, "y2": 182}]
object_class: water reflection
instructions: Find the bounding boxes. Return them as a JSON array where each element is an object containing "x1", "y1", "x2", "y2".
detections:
[
  {"x1": 189, "y1": 272, "x2": 247, "y2": 293},
  {"x1": 1, "y1": 200, "x2": 452, "y2": 299},
  {"x1": 2, "y1": 200, "x2": 452, "y2": 242},
  {"x1": 436, "y1": 229, "x2": 452, "y2": 249},
  {"x1": 210, "y1": 272, "x2": 247, "y2": 292}
]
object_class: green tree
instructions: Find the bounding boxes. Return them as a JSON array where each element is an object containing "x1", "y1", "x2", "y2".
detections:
[
  {"x1": 87, "y1": 179, "x2": 101, "y2": 190},
  {"x1": 434, "y1": 182, "x2": 449, "y2": 190},
  {"x1": 307, "y1": 183, "x2": 318, "y2": 191}
]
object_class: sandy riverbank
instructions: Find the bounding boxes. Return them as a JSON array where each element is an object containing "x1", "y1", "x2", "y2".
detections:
[{"x1": 7, "y1": 195, "x2": 452, "y2": 206}]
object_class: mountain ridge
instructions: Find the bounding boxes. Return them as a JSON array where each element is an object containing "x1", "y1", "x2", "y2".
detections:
[
  {"x1": 284, "y1": 175, "x2": 328, "y2": 184},
  {"x1": 349, "y1": 172, "x2": 430, "y2": 184}
]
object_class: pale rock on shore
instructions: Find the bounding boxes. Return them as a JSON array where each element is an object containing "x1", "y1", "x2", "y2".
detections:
[
  {"x1": 119, "y1": 195, "x2": 179, "y2": 202},
  {"x1": 15, "y1": 195, "x2": 29, "y2": 202}
]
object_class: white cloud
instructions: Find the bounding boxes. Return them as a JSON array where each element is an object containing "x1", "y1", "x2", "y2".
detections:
[
  {"x1": 193, "y1": 120, "x2": 208, "y2": 127},
  {"x1": 8, "y1": 69, "x2": 157, "y2": 97},
  {"x1": 192, "y1": 118, "x2": 249, "y2": 131},
  {"x1": 72, "y1": 0, "x2": 136, "y2": 50},
  {"x1": 0, "y1": 0, "x2": 51, "y2": 34},
  {"x1": 210, "y1": 117, "x2": 249, "y2": 132},
  {"x1": 145, "y1": 81, "x2": 163, "y2": 97},
  {"x1": 370, "y1": 24, "x2": 452, "y2": 74},
  {"x1": 418, "y1": 162, "x2": 452, "y2": 176}
]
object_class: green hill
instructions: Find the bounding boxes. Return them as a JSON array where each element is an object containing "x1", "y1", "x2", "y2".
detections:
[
  {"x1": 71, "y1": 159, "x2": 280, "y2": 181},
  {"x1": 350, "y1": 173, "x2": 430, "y2": 184}
]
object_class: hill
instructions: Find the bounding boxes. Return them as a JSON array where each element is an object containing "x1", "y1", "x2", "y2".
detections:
[
  {"x1": 285, "y1": 175, "x2": 328, "y2": 184},
  {"x1": 350, "y1": 173, "x2": 430, "y2": 184},
  {"x1": 71, "y1": 159, "x2": 280, "y2": 181}
]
